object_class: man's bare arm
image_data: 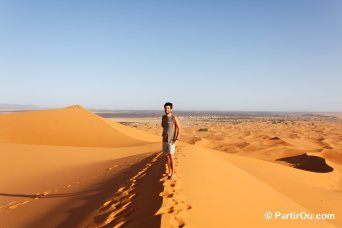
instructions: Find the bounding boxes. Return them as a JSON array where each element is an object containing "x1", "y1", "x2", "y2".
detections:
[{"x1": 174, "y1": 116, "x2": 182, "y2": 140}]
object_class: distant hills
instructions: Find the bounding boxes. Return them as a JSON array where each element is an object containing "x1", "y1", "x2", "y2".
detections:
[{"x1": 0, "y1": 104, "x2": 41, "y2": 111}]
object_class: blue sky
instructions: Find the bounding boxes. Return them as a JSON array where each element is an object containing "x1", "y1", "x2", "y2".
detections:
[{"x1": 0, "y1": 0, "x2": 341, "y2": 111}]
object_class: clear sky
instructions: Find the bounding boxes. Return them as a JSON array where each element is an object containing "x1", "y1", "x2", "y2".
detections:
[{"x1": 0, "y1": 0, "x2": 341, "y2": 111}]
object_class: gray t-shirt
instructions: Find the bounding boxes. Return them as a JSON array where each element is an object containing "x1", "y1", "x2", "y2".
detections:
[{"x1": 162, "y1": 114, "x2": 177, "y2": 143}]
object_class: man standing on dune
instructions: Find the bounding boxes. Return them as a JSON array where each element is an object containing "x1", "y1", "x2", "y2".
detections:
[{"x1": 162, "y1": 102, "x2": 181, "y2": 180}]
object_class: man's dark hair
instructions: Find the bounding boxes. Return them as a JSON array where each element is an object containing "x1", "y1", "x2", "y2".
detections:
[{"x1": 164, "y1": 102, "x2": 173, "y2": 109}]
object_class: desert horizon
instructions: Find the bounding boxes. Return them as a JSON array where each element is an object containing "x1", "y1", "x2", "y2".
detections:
[
  {"x1": 2, "y1": 103, "x2": 342, "y2": 114},
  {"x1": 1, "y1": 104, "x2": 341, "y2": 227},
  {"x1": 1, "y1": 1, "x2": 341, "y2": 227}
]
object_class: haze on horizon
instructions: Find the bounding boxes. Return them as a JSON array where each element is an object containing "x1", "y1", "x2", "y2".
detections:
[{"x1": 1, "y1": 1, "x2": 341, "y2": 112}]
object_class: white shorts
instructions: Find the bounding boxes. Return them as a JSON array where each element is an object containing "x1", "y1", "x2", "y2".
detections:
[{"x1": 162, "y1": 142, "x2": 175, "y2": 155}]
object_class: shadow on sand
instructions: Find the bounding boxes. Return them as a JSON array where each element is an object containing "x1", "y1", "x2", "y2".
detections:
[
  {"x1": 21, "y1": 152, "x2": 164, "y2": 228},
  {"x1": 0, "y1": 191, "x2": 91, "y2": 199},
  {"x1": 276, "y1": 153, "x2": 334, "y2": 173}
]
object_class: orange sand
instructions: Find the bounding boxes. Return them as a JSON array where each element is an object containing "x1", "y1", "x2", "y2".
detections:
[
  {"x1": 122, "y1": 116, "x2": 342, "y2": 227},
  {"x1": 0, "y1": 105, "x2": 162, "y2": 227},
  {"x1": 1, "y1": 106, "x2": 341, "y2": 227}
]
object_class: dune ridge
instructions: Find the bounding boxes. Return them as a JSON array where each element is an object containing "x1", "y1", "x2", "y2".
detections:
[
  {"x1": 165, "y1": 143, "x2": 341, "y2": 227},
  {"x1": 120, "y1": 116, "x2": 342, "y2": 227},
  {"x1": 2, "y1": 107, "x2": 341, "y2": 227},
  {"x1": 0, "y1": 105, "x2": 158, "y2": 147},
  {"x1": 0, "y1": 105, "x2": 164, "y2": 227}
]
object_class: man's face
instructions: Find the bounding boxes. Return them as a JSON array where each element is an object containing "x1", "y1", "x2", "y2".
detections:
[{"x1": 164, "y1": 105, "x2": 172, "y2": 114}]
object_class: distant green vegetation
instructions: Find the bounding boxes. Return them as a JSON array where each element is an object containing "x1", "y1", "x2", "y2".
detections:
[{"x1": 198, "y1": 128, "x2": 208, "y2": 132}]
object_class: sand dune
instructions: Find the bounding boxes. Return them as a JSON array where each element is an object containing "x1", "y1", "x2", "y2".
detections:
[
  {"x1": 166, "y1": 121, "x2": 342, "y2": 166},
  {"x1": 123, "y1": 116, "x2": 342, "y2": 227},
  {"x1": 1, "y1": 108, "x2": 341, "y2": 227},
  {"x1": 0, "y1": 105, "x2": 164, "y2": 227},
  {"x1": 321, "y1": 149, "x2": 342, "y2": 165},
  {"x1": 0, "y1": 105, "x2": 159, "y2": 147},
  {"x1": 162, "y1": 143, "x2": 340, "y2": 227}
]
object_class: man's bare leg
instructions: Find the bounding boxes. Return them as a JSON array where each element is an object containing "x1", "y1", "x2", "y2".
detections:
[
  {"x1": 166, "y1": 155, "x2": 172, "y2": 176},
  {"x1": 170, "y1": 154, "x2": 175, "y2": 179}
]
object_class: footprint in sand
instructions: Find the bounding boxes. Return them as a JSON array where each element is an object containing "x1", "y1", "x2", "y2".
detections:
[
  {"x1": 8, "y1": 202, "x2": 21, "y2": 210},
  {"x1": 156, "y1": 149, "x2": 192, "y2": 227},
  {"x1": 88, "y1": 152, "x2": 162, "y2": 228},
  {"x1": 1, "y1": 162, "x2": 126, "y2": 211}
]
